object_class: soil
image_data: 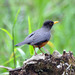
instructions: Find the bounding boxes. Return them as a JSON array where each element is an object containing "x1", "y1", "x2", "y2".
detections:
[{"x1": 9, "y1": 50, "x2": 75, "y2": 75}]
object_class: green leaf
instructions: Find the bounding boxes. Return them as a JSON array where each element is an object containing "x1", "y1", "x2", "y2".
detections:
[
  {"x1": 0, "y1": 28, "x2": 13, "y2": 40},
  {"x1": 13, "y1": 8, "x2": 21, "y2": 27},
  {"x1": 12, "y1": 8, "x2": 21, "y2": 68},
  {"x1": 28, "y1": 16, "x2": 34, "y2": 55},
  {"x1": 3, "y1": 55, "x2": 20, "y2": 65},
  {"x1": 16, "y1": 48, "x2": 25, "y2": 59},
  {"x1": 16, "y1": 61, "x2": 20, "y2": 67}
]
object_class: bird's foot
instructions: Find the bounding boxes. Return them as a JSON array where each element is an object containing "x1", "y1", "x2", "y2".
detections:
[{"x1": 42, "y1": 53, "x2": 45, "y2": 55}]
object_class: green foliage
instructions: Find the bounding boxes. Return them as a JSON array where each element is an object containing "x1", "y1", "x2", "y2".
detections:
[
  {"x1": 28, "y1": 16, "x2": 34, "y2": 55},
  {"x1": 0, "y1": 0, "x2": 75, "y2": 74},
  {"x1": 0, "y1": 28, "x2": 13, "y2": 40},
  {"x1": 13, "y1": 8, "x2": 21, "y2": 27},
  {"x1": 12, "y1": 8, "x2": 21, "y2": 68}
]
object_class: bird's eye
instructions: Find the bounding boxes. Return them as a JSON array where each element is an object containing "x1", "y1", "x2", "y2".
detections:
[{"x1": 49, "y1": 22, "x2": 53, "y2": 25}]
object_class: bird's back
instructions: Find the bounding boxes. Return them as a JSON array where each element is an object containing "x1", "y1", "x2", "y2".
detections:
[{"x1": 24, "y1": 28, "x2": 51, "y2": 46}]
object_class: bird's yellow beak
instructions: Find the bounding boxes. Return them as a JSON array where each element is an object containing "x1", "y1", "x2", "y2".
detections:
[{"x1": 54, "y1": 21, "x2": 59, "y2": 24}]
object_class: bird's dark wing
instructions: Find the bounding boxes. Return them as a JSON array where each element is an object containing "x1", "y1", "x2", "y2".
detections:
[{"x1": 23, "y1": 31, "x2": 35, "y2": 44}]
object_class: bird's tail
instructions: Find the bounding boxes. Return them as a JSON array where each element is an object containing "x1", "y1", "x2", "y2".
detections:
[{"x1": 15, "y1": 41, "x2": 26, "y2": 46}]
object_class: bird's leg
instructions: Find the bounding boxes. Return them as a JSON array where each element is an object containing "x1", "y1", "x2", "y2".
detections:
[
  {"x1": 39, "y1": 47, "x2": 44, "y2": 55},
  {"x1": 33, "y1": 46, "x2": 37, "y2": 55}
]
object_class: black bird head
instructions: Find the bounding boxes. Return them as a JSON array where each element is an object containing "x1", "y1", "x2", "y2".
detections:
[{"x1": 42, "y1": 20, "x2": 59, "y2": 29}]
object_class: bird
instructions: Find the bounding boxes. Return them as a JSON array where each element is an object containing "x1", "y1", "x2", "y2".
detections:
[{"x1": 15, "y1": 20, "x2": 59, "y2": 55}]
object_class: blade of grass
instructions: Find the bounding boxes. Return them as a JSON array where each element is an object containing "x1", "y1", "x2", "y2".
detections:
[
  {"x1": 16, "y1": 48, "x2": 25, "y2": 59},
  {"x1": 1, "y1": 72, "x2": 9, "y2": 75},
  {"x1": 0, "y1": 28, "x2": 13, "y2": 40},
  {"x1": 9, "y1": 48, "x2": 17, "y2": 59},
  {"x1": 3, "y1": 55, "x2": 20, "y2": 66},
  {"x1": 28, "y1": 16, "x2": 34, "y2": 55},
  {"x1": 47, "y1": 41, "x2": 55, "y2": 54},
  {"x1": 47, "y1": 41, "x2": 54, "y2": 48},
  {"x1": 12, "y1": 8, "x2": 21, "y2": 68},
  {"x1": 13, "y1": 8, "x2": 21, "y2": 27}
]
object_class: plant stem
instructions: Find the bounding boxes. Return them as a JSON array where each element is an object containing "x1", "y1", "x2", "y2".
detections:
[{"x1": 12, "y1": 27, "x2": 16, "y2": 68}]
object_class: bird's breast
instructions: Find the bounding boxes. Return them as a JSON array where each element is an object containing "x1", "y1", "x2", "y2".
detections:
[{"x1": 33, "y1": 41, "x2": 48, "y2": 48}]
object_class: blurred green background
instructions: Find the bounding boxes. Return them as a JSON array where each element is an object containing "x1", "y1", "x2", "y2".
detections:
[{"x1": 0, "y1": 0, "x2": 75, "y2": 74}]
